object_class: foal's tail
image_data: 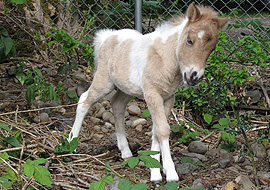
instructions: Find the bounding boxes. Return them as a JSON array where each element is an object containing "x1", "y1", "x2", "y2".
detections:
[{"x1": 93, "y1": 29, "x2": 115, "y2": 65}]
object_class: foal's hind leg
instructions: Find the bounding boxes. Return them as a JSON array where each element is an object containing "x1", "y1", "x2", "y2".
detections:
[
  {"x1": 111, "y1": 90, "x2": 133, "y2": 159},
  {"x1": 68, "y1": 71, "x2": 114, "y2": 141}
]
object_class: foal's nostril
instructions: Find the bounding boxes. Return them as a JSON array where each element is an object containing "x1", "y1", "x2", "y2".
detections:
[{"x1": 190, "y1": 71, "x2": 198, "y2": 82}]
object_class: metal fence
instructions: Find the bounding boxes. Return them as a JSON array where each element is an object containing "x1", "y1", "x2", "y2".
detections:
[{"x1": 1, "y1": 0, "x2": 269, "y2": 58}]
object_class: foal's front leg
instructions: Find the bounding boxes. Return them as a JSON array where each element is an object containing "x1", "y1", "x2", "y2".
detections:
[{"x1": 145, "y1": 92, "x2": 179, "y2": 182}]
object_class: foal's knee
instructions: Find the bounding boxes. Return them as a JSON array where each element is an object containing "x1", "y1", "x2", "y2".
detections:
[{"x1": 155, "y1": 124, "x2": 171, "y2": 142}]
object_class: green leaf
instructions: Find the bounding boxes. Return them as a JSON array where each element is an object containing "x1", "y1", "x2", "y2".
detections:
[
  {"x1": 26, "y1": 158, "x2": 47, "y2": 165},
  {"x1": 26, "y1": 87, "x2": 35, "y2": 104},
  {"x1": 0, "y1": 123, "x2": 13, "y2": 134},
  {"x1": 181, "y1": 157, "x2": 194, "y2": 164},
  {"x1": 22, "y1": 163, "x2": 34, "y2": 177},
  {"x1": 203, "y1": 113, "x2": 212, "y2": 124},
  {"x1": 118, "y1": 179, "x2": 131, "y2": 190},
  {"x1": 105, "y1": 162, "x2": 112, "y2": 172},
  {"x1": 137, "y1": 150, "x2": 160, "y2": 156},
  {"x1": 89, "y1": 181, "x2": 105, "y2": 190},
  {"x1": 0, "y1": 152, "x2": 9, "y2": 162},
  {"x1": 69, "y1": 138, "x2": 79, "y2": 153},
  {"x1": 3, "y1": 37, "x2": 13, "y2": 56},
  {"x1": 3, "y1": 137, "x2": 20, "y2": 147},
  {"x1": 142, "y1": 110, "x2": 151, "y2": 118},
  {"x1": 139, "y1": 156, "x2": 162, "y2": 168},
  {"x1": 218, "y1": 118, "x2": 229, "y2": 126},
  {"x1": 165, "y1": 182, "x2": 179, "y2": 190},
  {"x1": 0, "y1": 176, "x2": 13, "y2": 188},
  {"x1": 10, "y1": 0, "x2": 26, "y2": 4},
  {"x1": 16, "y1": 72, "x2": 26, "y2": 85},
  {"x1": 33, "y1": 166, "x2": 51, "y2": 187},
  {"x1": 123, "y1": 157, "x2": 139, "y2": 169},
  {"x1": 131, "y1": 183, "x2": 147, "y2": 190},
  {"x1": 101, "y1": 175, "x2": 113, "y2": 184},
  {"x1": 5, "y1": 167, "x2": 17, "y2": 182}
]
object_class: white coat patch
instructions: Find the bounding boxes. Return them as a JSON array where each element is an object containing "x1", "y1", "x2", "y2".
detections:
[{"x1": 198, "y1": 30, "x2": 205, "y2": 39}]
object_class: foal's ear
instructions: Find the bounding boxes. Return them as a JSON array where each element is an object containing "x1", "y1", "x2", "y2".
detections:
[
  {"x1": 187, "y1": 2, "x2": 201, "y2": 22},
  {"x1": 214, "y1": 17, "x2": 230, "y2": 30}
]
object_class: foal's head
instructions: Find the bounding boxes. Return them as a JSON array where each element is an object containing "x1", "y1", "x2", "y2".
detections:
[{"x1": 177, "y1": 2, "x2": 229, "y2": 86}]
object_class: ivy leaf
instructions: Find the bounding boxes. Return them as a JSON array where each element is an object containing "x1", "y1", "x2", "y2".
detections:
[
  {"x1": 219, "y1": 118, "x2": 229, "y2": 126},
  {"x1": 131, "y1": 183, "x2": 147, "y2": 190},
  {"x1": 101, "y1": 175, "x2": 113, "y2": 184},
  {"x1": 26, "y1": 158, "x2": 47, "y2": 165},
  {"x1": 123, "y1": 157, "x2": 139, "y2": 169},
  {"x1": 139, "y1": 156, "x2": 162, "y2": 168},
  {"x1": 33, "y1": 166, "x2": 51, "y2": 187},
  {"x1": 118, "y1": 179, "x2": 131, "y2": 190},
  {"x1": 0, "y1": 176, "x2": 13, "y2": 188},
  {"x1": 3, "y1": 37, "x2": 13, "y2": 56},
  {"x1": 142, "y1": 110, "x2": 151, "y2": 118},
  {"x1": 5, "y1": 167, "x2": 17, "y2": 182},
  {"x1": 89, "y1": 181, "x2": 105, "y2": 190}
]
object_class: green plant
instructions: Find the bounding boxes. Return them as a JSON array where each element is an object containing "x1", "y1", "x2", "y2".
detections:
[
  {"x1": 171, "y1": 123, "x2": 200, "y2": 145},
  {"x1": 0, "y1": 26, "x2": 16, "y2": 62},
  {"x1": 0, "y1": 123, "x2": 51, "y2": 188}
]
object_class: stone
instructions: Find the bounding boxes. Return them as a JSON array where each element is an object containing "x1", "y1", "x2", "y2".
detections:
[
  {"x1": 180, "y1": 150, "x2": 208, "y2": 162},
  {"x1": 188, "y1": 141, "x2": 208, "y2": 154},
  {"x1": 131, "y1": 118, "x2": 147, "y2": 127},
  {"x1": 90, "y1": 116, "x2": 101, "y2": 124},
  {"x1": 245, "y1": 90, "x2": 262, "y2": 104},
  {"x1": 95, "y1": 105, "x2": 106, "y2": 118},
  {"x1": 205, "y1": 148, "x2": 233, "y2": 164},
  {"x1": 136, "y1": 124, "x2": 143, "y2": 131},
  {"x1": 268, "y1": 149, "x2": 270, "y2": 162},
  {"x1": 145, "y1": 132, "x2": 152, "y2": 137},
  {"x1": 176, "y1": 163, "x2": 197, "y2": 175},
  {"x1": 219, "y1": 159, "x2": 231, "y2": 168},
  {"x1": 224, "y1": 181, "x2": 238, "y2": 190},
  {"x1": 125, "y1": 120, "x2": 132, "y2": 126},
  {"x1": 101, "y1": 126, "x2": 109, "y2": 133},
  {"x1": 94, "y1": 134, "x2": 104, "y2": 139},
  {"x1": 235, "y1": 175, "x2": 255, "y2": 190},
  {"x1": 102, "y1": 111, "x2": 113, "y2": 121},
  {"x1": 76, "y1": 81, "x2": 90, "y2": 97},
  {"x1": 109, "y1": 116, "x2": 115, "y2": 124},
  {"x1": 34, "y1": 112, "x2": 50, "y2": 123},
  {"x1": 94, "y1": 125, "x2": 101, "y2": 131},
  {"x1": 233, "y1": 155, "x2": 245, "y2": 163},
  {"x1": 191, "y1": 178, "x2": 204, "y2": 189},
  {"x1": 75, "y1": 72, "x2": 87, "y2": 81},
  {"x1": 128, "y1": 104, "x2": 141, "y2": 115},
  {"x1": 109, "y1": 133, "x2": 117, "y2": 145},
  {"x1": 105, "y1": 122, "x2": 113, "y2": 129},
  {"x1": 257, "y1": 171, "x2": 270, "y2": 179},
  {"x1": 251, "y1": 142, "x2": 267, "y2": 159}
]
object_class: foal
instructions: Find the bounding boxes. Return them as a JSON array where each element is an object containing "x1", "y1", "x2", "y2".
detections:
[{"x1": 69, "y1": 2, "x2": 229, "y2": 182}]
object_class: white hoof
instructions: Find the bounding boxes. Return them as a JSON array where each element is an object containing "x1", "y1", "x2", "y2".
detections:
[
  {"x1": 165, "y1": 170, "x2": 179, "y2": 182},
  {"x1": 150, "y1": 168, "x2": 162, "y2": 182}
]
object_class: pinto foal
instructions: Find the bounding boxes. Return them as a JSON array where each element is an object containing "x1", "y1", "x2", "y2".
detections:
[{"x1": 69, "y1": 2, "x2": 229, "y2": 182}]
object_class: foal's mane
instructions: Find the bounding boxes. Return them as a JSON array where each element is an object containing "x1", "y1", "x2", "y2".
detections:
[{"x1": 156, "y1": 5, "x2": 219, "y2": 30}]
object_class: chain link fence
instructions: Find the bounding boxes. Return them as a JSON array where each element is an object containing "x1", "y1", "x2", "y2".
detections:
[{"x1": 0, "y1": 0, "x2": 269, "y2": 60}]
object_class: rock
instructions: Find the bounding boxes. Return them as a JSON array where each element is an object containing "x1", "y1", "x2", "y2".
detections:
[
  {"x1": 101, "y1": 100, "x2": 110, "y2": 108},
  {"x1": 105, "y1": 122, "x2": 113, "y2": 129},
  {"x1": 128, "y1": 104, "x2": 141, "y2": 115},
  {"x1": 188, "y1": 141, "x2": 208, "y2": 154},
  {"x1": 244, "y1": 165, "x2": 253, "y2": 171},
  {"x1": 176, "y1": 163, "x2": 197, "y2": 175},
  {"x1": 32, "y1": 100, "x2": 45, "y2": 108},
  {"x1": 224, "y1": 181, "x2": 238, "y2": 190},
  {"x1": 102, "y1": 111, "x2": 113, "y2": 122},
  {"x1": 145, "y1": 131, "x2": 152, "y2": 137},
  {"x1": 90, "y1": 116, "x2": 101, "y2": 124},
  {"x1": 95, "y1": 105, "x2": 106, "y2": 118},
  {"x1": 205, "y1": 148, "x2": 233, "y2": 164},
  {"x1": 125, "y1": 120, "x2": 132, "y2": 126},
  {"x1": 219, "y1": 159, "x2": 231, "y2": 168},
  {"x1": 251, "y1": 142, "x2": 267, "y2": 159},
  {"x1": 77, "y1": 81, "x2": 90, "y2": 97},
  {"x1": 233, "y1": 155, "x2": 245, "y2": 163},
  {"x1": 94, "y1": 134, "x2": 104, "y2": 139},
  {"x1": 180, "y1": 150, "x2": 208, "y2": 162},
  {"x1": 131, "y1": 118, "x2": 147, "y2": 127},
  {"x1": 268, "y1": 149, "x2": 270, "y2": 162},
  {"x1": 75, "y1": 72, "x2": 87, "y2": 81},
  {"x1": 44, "y1": 67, "x2": 57, "y2": 77},
  {"x1": 191, "y1": 178, "x2": 204, "y2": 189},
  {"x1": 235, "y1": 175, "x2": 255, "y2": 190},
  {"x1": 34, "y1": 113, "x2": 50, "y2": 123},
  {"x1": 109, "y1": 133, "x2": 117, "y2": 144},
  {"x1": 245, "y1": 90, "x2": 262, "y2": 104},
  {"x1": 65, "y1": 78, "x2": 75, "y2": 86},
  {"x1": 109, "y1": 116, "x2": 115, "y2": 124},
  {"x1": 101, "y1": 126, "x2": 109, "y2": 133},
  {"x1": 257, "y1": 171, "x2": 270, "y2": 179},
  {"x1": 136, "y1": 124, "x2": 143, "y2": 131},
  {"x1": 94, "y1": 125, "x2": 101, "y2": 131}
]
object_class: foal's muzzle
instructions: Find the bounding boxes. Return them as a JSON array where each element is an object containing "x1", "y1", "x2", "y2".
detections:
[{"x1": 184, "y1": 71, "x2": 204, "y2": 86}]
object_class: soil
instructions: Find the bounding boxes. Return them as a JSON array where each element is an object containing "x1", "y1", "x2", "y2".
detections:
[{"x1": 0, "y1": 60, "x2": 270, "y2": 190}]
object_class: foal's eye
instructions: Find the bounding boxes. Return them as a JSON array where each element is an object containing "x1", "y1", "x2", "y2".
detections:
[{"x1": 187, "y1": 37, "x2": 193, "y2": 45}]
